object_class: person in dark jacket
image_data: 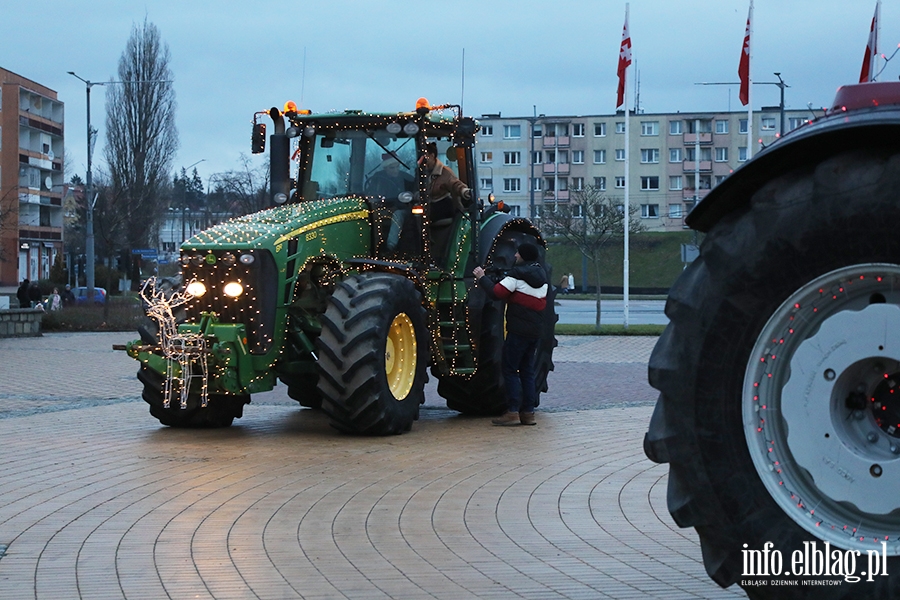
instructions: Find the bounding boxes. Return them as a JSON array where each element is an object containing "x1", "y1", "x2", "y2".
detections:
[
  {"x1": 17, "y1": 279, "x2": 30, "y2": 308},
  {"x1": 28, "y1": 281, "x2": 42, "y2": 309},
  {"x1": 473, "y1": 242, "x2": 548, "y2": 426}
]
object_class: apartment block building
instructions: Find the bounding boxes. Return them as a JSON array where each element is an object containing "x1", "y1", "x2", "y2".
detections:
[
  {"x1": 0, "y1": 67, "x2": 66, "y2": 286},
  {"x1": 474, "y1": 107, "x2": 815, "y2": 231}
]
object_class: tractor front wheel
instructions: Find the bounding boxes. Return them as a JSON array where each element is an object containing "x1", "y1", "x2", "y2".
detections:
[
  {"x1": 316, "y1": 272, "x2": 428, "y2": 435},
  {"x1": 139, "y1": 365, "x2": 248, "y2": 428}
]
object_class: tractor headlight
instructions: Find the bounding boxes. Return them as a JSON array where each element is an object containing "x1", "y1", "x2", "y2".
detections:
[
  {"x1": 223, "y1": 282, "x2": 244, "y2": 298},
  {"x1": 186, "y1": 281, "x2": 207, "y2": 297}
]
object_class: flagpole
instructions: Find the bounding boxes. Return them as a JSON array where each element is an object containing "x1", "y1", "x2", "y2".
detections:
[
  {"x1": 875, "y1": 0, "x2": 882, "y2": 80},
  {"x1": 623, "y1": 2, "x2": 630, "y2": 330},
  {"x1": 746, "y1": 0, "x2": 754, "y2": 160}
]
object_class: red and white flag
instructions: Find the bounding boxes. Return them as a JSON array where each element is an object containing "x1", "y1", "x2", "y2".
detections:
[
  {"x1": 738, "y1": 5, "x2": 751, "y2": 106},
  {"x1": 616, "y1": 9, "x2": 632, "y2": 109},
  {"x1": 859, "y1": 2, "x2": 880, "y2": 83}
]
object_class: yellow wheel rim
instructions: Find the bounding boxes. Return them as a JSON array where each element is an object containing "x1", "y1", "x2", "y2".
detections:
[{"x1": 385, "y1": 313, "x2": 417, "y2": 400}]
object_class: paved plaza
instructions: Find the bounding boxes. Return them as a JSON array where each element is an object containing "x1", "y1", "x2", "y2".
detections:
[{"x1": 0, "y1": 332, "x2": 745, "y2": 599}]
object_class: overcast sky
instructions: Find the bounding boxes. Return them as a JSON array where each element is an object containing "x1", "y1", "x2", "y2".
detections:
[{"x1": 2, "y1": 0, "x2": 896, "y2": 184}]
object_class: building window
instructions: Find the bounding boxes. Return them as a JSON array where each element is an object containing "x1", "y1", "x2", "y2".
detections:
[
  {"x1": 715, "y1": 147, "x2": 728, "y2": 162},
  {"x1": 480, "y1": 178, "x2": 493, "y2": 189},
  {"x1": 789, "y1": 117, "x2": 809, "y2": 131},
  {"x1": 669, "y1": 176, "x2": 683, "y2": 190},
  {"x1": 715, "y1": 120, "x2": 729, "y2": 134},
  {"x1": 572, "y1": 123, "x2": 585, "y2": 137},
  {"x1": 640, "y1": 176, "x2": 659, "y2": 191},
  {"x1": 572, "y1": 150, "x2": 584, "y2": 164},
  {"x1": 615, "y1": 121, "x2": 625, "y2": 134},
  {"x1": 669, "y1": 148, "x2": 682, "y2": 163},
  {"x1": 640, "y1": 148, "x2": 659, "y2": 164},
  {"x1": 503, "y1": 178, "x2": 521, "y2": 192},
  {"x1": 686, "y1": 147, "x2": 711, "y2": 162},
  {"x1": 531, "y1": 177, "x2": 543, "y2": 191},
  {"x1": 558, "y1": 150, "x2": 569, "y2": 164},
  {"x1": 508, "y1": 204, "x2": 521, "y2": 216},
  {"x1": 739, "y1": 147, "x2": 748, "y2": 162},
  {"x1": 594, "y1": 122, "x2": 606, "y2": 137},
  {"x1": 572, "y1": 205, "x2": 584, "y2": 218},
  {"x1": 504, "y1": 151, "x2": 521, "y2": 165},
  {"x1": 669, "y1": 120, "x2": 683, "y2": 135},
  {"x1": 594, "y1": 176, "x2": 606, "y2": 190},
  {"x1": 615, "y1": 176, "x2": 625, "y2": 189},
  {"x1": 482, "y1": 125, "x2": 493, "y2": 136},
  {"x1": 641, "y1": 204, "x2": 659, "y2": 218},
  {"x1": 480, "y1": 151, "x2": 492, "y2": 163},
  {"x1": 572, "y1": 177, "x2": 584, "y2": 191},
  {"x1": 532, "y1": 151, "x2": 542, "y2": 164},
  {"x1": 640, "y1": 121, "x2": 659, "y2": 136},
  {"x1": 714, "y1": 175, "x2": 728, "y2": 186},
  {"x1": 504, "y1": 124, "x2": 521, "y2": 139},
  {"x1": 532, "y1": 124, "x2": 542, "y2": 138},
  {"x1": 669, "y1": 203, "x2": 683, "y2": 218},
  {"x1": 739, "y1": 119, "x2": 748, "y2": 134},
  {"x1": 761, "y1": 117, "x2": 776, "y2": 131},
  {"x1": 593, "y1": 149, "x2": 606, "y2": 164},
  {"x1": 615, "y1": 149, "x2": 625, "y2": 161}
]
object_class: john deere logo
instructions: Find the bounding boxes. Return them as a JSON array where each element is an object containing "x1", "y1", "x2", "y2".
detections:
[{"x1": 205, "y1": 254, "x2": 216, "y2": 265}]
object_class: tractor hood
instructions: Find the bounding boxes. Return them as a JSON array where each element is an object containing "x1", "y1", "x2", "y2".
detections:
[{"x1": 182, "y1": 196, "x2": 370, "y2": 251}]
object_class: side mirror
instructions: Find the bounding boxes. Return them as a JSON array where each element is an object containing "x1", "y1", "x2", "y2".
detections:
[{"x1": 251, "y1": 123, "x2": 266, "y2": 154}]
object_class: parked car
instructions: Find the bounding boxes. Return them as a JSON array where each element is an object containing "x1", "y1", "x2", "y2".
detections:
[{"x1": 73, "y1": 286, "x2": 107, "y2": 305}]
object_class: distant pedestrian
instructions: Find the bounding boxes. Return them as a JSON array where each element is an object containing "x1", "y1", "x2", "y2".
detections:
[
  {"x1": 567, "y1": 273, "x2": 575, "y2": 294},
  {"x1": 62, "y1": 284, "x2": 76, "y2": 307},
  {"x1": 558, "y1": 274, "x2": 569, "y2": 295},
  {"x1": 473, "y1": 242, "x2": 548, "y2": 426},
  {"x1": 48, "y1": 288, "x2": 62, "y2": 311},
  {"x1": 28, "y1": 282, "x2": 42, "y2": 309},
  {"x1": 17, "y1": 279, "x2": 30, "y2": 308}
]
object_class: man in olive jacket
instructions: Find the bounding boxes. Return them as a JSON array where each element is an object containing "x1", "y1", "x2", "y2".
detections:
[{"x1": 473, "y1": 242, "x2": 548, "y2": 426}]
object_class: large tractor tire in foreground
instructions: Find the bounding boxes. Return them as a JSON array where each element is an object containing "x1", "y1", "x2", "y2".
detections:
[
  {"x1": 644, "y1": 149, "x2": 900, "y2": 599},
  {"x1": 139, "y1": 365, "x2": 249, "y2": 428},
  {"x1": 316, "y1": 272, "x2": 428, "y2": 435},
  {"x1": 437, "y1": 228, "x2": 557, "y2": 415}
]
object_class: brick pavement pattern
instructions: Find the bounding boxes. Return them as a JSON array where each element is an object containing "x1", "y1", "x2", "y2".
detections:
[{"x1": 0, "y1": 333, "x2": 744, "y2": 599}]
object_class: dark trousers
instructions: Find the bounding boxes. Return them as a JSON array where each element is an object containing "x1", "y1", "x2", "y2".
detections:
[{"x1": 502, "y1": 332, "x2": 539, "y2": 413}]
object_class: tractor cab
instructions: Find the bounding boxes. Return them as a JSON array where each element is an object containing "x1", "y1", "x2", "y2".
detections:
[{"x1": 253, "y1": 100, "x2": 477, "y2": 269}]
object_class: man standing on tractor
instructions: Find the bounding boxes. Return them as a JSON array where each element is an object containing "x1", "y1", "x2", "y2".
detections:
[
  {"x1": 473, "y1": 242, "x2": 548, "y2": 426},
  {"x1": 420, "y1": 142, "x2": 473, "y2": 261}
]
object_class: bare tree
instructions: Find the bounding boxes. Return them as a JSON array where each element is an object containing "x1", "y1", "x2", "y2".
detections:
[
  {"x1": 103, "y1": 18, "x2": 178, "y2": 255},
  {"x1": 539, "y1": 185, "x2": 645, "y2": 328},
  {"x1": 213, "y1": 154, "x2": 270, "y2": 217}
]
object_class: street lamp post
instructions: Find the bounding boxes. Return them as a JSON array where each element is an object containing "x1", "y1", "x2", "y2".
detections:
[
  {"x1": 67, "y1": 71, "x2": 173, "y2": 302},
  {"x1": 67, "y1": 71, "x2": 99, "y2": 303}
]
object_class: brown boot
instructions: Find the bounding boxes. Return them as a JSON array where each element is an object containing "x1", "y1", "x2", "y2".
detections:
[
  {"x1": 519, "y1": 412, "x2": 536, "y2": 426},
  {"x1": 492, "y1": 411, "x2": 520, "y2": 426}
]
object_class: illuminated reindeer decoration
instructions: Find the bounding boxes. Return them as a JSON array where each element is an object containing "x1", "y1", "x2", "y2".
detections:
[{"x1": 140, "y1": 277, "x2": 209, "y2": 410}]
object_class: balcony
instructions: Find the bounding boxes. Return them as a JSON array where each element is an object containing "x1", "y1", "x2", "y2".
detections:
[
  {"x1": 543, "y1": 136, "x2": 570, "y2": 148},
  {"x1": 543, "y1": 190, "x2": 570, "y2": 201},
  {"x1": 682, "y1": 160, "x2": 712, "y2": 172},
  {"x1": 683, "y1": 132, "x2": 712, "y2": 144},
  {"x1": 542, "y1": 163, "x2": 570, "y2": 175},
  {"x1": 682, "y1": 188, "x2": 711, "y2": 200}
]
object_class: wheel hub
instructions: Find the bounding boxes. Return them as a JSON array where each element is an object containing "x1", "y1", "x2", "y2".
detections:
[
  {"x1": 385, "y1": 313, "x2": 416, "y2": 401},
  {"x1": 743, "y1": 264, "x2": 900, "y2": 553},
  {"x1": 782, "y1": 304, "x2": 900, "y2": 515}
]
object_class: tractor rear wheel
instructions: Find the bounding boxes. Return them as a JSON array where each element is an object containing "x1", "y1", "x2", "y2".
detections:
[
  {"x1": 644, "y1": 149, "x2": 900, "y2": 598},
  {"x1": 139, "y1": 365, "x2": 248, "y2": 428},
  {"x1": 316, "y1": 272, "x2": 428, "y2": 435},
  {"x1": 437, "y1": 228, "x2": 557, "y2": 415}
]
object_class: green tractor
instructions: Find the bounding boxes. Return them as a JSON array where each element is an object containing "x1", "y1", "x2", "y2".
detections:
[{"x1": 128, "y1": 99, "x2": 557, "y2": 434}]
